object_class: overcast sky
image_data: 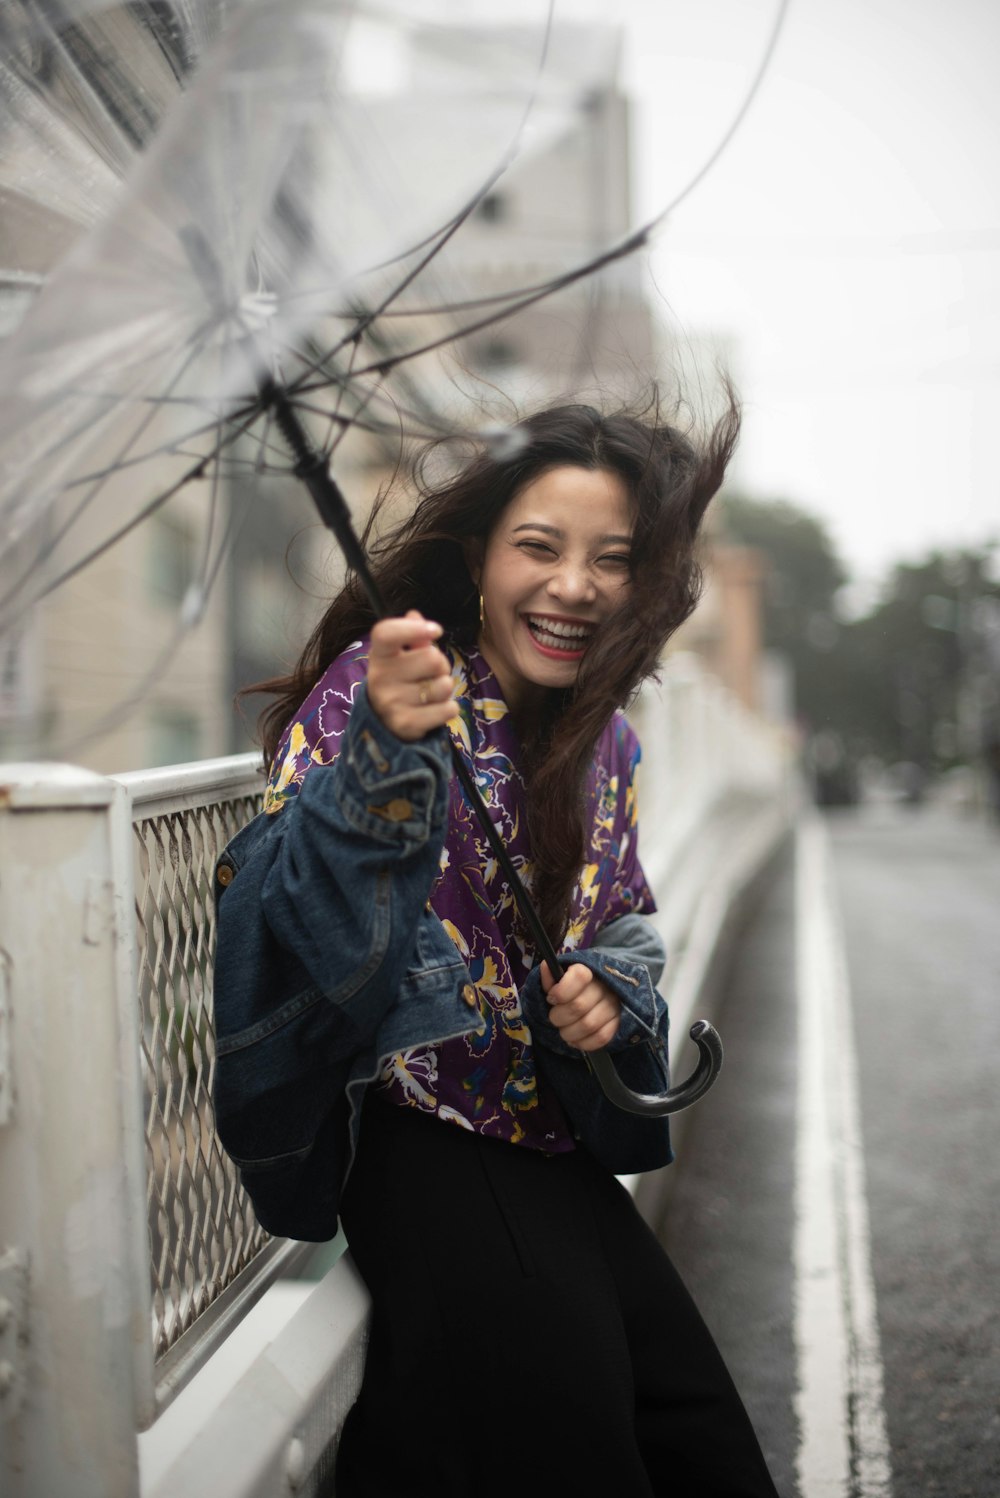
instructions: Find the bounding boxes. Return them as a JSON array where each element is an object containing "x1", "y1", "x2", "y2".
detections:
[{"x1": 612, "y1": 0, "x2": 1000, "y2": 593}]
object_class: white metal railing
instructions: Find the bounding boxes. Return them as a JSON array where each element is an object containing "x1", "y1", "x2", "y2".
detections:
[
  {"x1": 119, "y1": 755, "x2": 312, "y2": 1413},
  {"x1": 0, "y1": 753, "x2": 307, "y2": 1498},
  {"x1": 630, "y1": 652, "x2": 793, "y2": 893},
  {"x1": 0, "y1": 658, "x2": 793, "y2": 1498}
]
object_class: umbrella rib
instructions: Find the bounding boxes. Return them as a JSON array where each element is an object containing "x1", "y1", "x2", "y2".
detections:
[
  {"x1": 284, "y1": 386, "x2": 431, "y2": 447},
  {"x1": 340, "y1": 230, "x2": 648, "y2": 381},
  {"x1": 33, "y1": 294, "x2": 267, "y2": 492},
  {"x1": 277, "y1": 2, "x2": 560, "y2": 380},
  {"x1": 288, "y1": 305, "x2": 462, "y2": 448},
  {"x1": 331, "y1": 325, "x2": 362, "y2": 426},
  {"x1": 319, "y1": 348, "x2": 356, "y2": 458},
  {"x1": 276, "y1": 118, "x2": 521, "y2": 377},
  {"x1": 322, "y1": 364, "x2": 392, "y2": 462},
  {"x1": 57, "y1": 368, "x2": 266, "y2": 488},
  {"x1": 33, "y1": 0, "x2": 154, "y2": 150},
  {"x1": 9, "y1": 405, "x2": 261, "y2": 617},
  {"x1": 286, "y1": 173, "x2": 502, "y2": 377},
  {"x1": 46, "y1": 466, "x2": 241, "y2": 758},
  {"x1": 295, "y1": 252, "x2": 619, "y2": 404},
  {"x1": 0, "y1": 340, "x2": 224, "y2": 621},
  {"x1": 332, "y1": 369, "x2": 450, "y2": 450},
  {"x1": 280, "y1": 0, "x2": 555, "y2": 345},
  {"x1": 250, "y1": 405, "x2": 277, "y2": 476},
  {"x1": 640, "y1": 0, "x2": 792, "y2": 232},
  {"x1": 192, "y1": 410, "x2": 226, "y2": 608},
  {"x1": 292, "y1": 0, "x2": 789, "y2": 374},
  {"x1": 33, "y1": 318, "x2": 229, "y2": 487}
]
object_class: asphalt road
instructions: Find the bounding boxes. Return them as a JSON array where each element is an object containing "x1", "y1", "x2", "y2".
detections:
[{"x1": 652, "y1": 805, "x2": 1000, "y2": 1498}]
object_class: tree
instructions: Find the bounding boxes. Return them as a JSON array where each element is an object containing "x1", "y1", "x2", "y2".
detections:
[
  {"x1": 838, "y1": 548, "x2": 1000, "y2": 772},
  {"x1": 716, "y1": 493, "x2": 1000, "y2": 786},
  {"x1": 715, "y1": 492, "x2": 849, "y2": 734}
]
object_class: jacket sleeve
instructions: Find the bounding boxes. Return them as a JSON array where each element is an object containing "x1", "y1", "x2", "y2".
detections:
[
  {"x1": 518, "y1": 927, "x2": 673, "y2": 1175},
  {"x1": 211, "y1": 686, "x2": 453, "y2": 1237},
  {"x1": 590, "y1": 911, "x2": 666, "y2": 987},
  {"x1": 214, "y1": 686, "x2": 452, "y2": 1047},
  {"x1": 520, "y1": 908, "x2": 668, "y2": 1060},
  {"x1": 256, "y1": 684, "x2": 452, "y2": 1014}
]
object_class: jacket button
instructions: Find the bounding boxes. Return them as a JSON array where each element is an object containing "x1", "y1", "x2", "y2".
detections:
[
  {"x1": 628, "y1": 1033, "x2": 644, "y2": 1046},
  {"x1": 462, "y1": 984, "x2": 477, "y2": 1007},
  {"x1": 216, "y1": 863, "x2": 234, "y2": 887},
  {"x1": 369, "y1": 797, "x2": 413, "y2": 822}
]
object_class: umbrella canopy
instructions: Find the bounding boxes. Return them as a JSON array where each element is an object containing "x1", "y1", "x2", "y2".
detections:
[
  {"x1": 0, "y1": 0, "x2": 741, "y2": 1116},
  {"x1": 0, "y1": 0, "x2": 790, "y2": 750},
  {"x1": 0, "y1": 0, "x2": 577, "y2": 633}
]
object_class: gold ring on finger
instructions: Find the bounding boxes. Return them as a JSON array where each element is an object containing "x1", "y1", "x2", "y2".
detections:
[{"x1": 418, "y1": 681, "x2": 430, "y2": 706}]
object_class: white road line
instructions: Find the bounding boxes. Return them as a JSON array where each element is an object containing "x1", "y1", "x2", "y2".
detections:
[{"x1": 794, "y1": 818, "x2": 893, "y2": 1498}]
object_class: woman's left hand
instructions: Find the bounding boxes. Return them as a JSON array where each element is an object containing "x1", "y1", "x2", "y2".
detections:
[{"x1": 540, "y1": 962, "x2": 621, "y2": 1052}]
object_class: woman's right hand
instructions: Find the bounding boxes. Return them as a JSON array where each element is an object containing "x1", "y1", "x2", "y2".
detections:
[{"x1": 367, "y1": 611, "x2": 459, "y2": 742}]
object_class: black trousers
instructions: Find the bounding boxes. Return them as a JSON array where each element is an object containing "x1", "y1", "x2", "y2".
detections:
[{"x1": 334, "y1": 1096, "x2": 780, "y2": 1498}]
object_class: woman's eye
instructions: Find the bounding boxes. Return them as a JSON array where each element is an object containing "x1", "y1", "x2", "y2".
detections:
[
  {"x1": 517, "y1": 540, "x2": 556, "y2": 556},
  {"x1": 599, "y1": 553, "x2": 631, "y2": 568}
]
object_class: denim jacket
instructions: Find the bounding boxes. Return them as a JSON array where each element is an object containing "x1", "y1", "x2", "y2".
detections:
[{"x1": 212, "y1": 684, "x2": 673, "y2": 1241}]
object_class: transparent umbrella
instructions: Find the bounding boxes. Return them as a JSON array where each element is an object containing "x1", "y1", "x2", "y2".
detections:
[
  {"x1": 0, "y1": 0, "x2": 790, "y2": 731},
  {"x1": 0, "y1": 0, "x2": 788, "y2": 1112},
  {"x1": 0, "y1": 1, "x2": 574, "y2": 644}
]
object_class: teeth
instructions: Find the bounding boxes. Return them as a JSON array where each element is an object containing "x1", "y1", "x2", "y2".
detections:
[{"x1": 526, "y1": 615, "x2": 593, "y2": 644}]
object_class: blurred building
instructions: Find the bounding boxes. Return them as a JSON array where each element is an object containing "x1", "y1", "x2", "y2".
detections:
[
  {"x1": 678, "y1": 541, "x2": 767, "y2": 714},
  {"x1": 423, "y1": 22, "x2": 656, "y2": 405}
]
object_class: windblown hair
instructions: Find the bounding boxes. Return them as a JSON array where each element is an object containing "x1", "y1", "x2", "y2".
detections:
[{"x1": 252, "y1": 388, "x2": 740, "y2": 946}]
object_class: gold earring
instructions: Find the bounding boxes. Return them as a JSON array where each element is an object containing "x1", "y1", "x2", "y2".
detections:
[{"x1": 478, "y1": 591, "x2": 486, "y2": 632}]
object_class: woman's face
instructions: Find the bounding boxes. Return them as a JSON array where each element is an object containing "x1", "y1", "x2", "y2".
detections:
[{"x1": 471, "y1": 464, "x2": 633, "y2": 717}]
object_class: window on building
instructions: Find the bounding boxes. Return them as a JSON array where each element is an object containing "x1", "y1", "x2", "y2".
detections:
[
  {"x1": 0, "y1": 619, "x2": 32, "y2": 724},
  {"x1": 475, "y1": 336, "x2": 520, "y2": 370},
  {"x1": 475, "y1": 192, "x2": 507, "y2": 224},
  {"x1": 148, "y1": 513, "x2": 197, "y2": 607},
  {"x1": 149, "y1": 707, "x2": 200, "y2": 768}
]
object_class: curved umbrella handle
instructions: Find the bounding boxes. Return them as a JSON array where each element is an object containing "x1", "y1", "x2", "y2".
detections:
[{"x1": 588, "y1": 1020, "x2": 723, "y2": 1116}]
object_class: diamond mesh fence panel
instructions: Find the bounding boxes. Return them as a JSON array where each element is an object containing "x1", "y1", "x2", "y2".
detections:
[{"x1": 133, "y1": 789, "x2": 267, "y2": 1363}]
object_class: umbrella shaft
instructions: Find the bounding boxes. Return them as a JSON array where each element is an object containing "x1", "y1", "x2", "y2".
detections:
[
  {"x1": 261, "y1": 376, "x2": 556, "y2": 966},
  {"x1": 264, "y1": 378, "x2": 561, "y2": 969},
  {"x1": 262, "y1": 379, "x2": 385, "y2": 617}
]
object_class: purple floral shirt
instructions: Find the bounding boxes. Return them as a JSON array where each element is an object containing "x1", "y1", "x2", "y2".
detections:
[{"x1": 264, "y1": 638, "x2": 655, "y2": 1152}]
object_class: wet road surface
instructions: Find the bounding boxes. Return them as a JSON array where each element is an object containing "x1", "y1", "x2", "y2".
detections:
[{"x1": 654, "y1": 805, "x2": 1000, "y2": 1498}]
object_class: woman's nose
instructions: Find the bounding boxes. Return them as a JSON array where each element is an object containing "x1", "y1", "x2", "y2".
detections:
[{"x1": 547, "y1": 563, "x2": 596, "y2": 604}]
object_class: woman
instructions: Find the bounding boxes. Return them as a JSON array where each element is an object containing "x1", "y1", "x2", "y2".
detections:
[{"x1": 212, "y1": 397, "x2": 780, "y2": 1496}]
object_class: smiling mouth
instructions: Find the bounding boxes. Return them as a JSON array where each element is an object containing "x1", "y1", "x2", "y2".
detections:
[{"x1": 524, "y1": 614, "x2": 595, "y2": 655}]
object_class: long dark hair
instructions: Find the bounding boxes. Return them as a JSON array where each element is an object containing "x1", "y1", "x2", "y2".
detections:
[{"x1": 252, "y1": 388, "x2": 740, "y2": 945}]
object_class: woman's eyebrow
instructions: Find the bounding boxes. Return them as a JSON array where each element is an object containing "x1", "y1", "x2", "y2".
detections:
[
  {"x1": 511, "y1": 522, "x2": 632, "y2": 544},
  {"x1": 511, "y1": 522, "x2": 562, "y2": 537}
]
